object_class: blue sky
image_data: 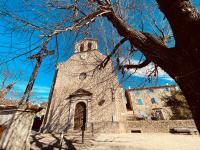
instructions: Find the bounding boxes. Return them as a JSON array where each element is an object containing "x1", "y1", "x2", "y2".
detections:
[{"x1": 1, "y1": 0, "x2": 199, "y2": 103}]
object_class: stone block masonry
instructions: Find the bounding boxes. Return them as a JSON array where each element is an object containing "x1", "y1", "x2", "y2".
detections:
[
  {"x1": 0, "y1": 107, "x2": 35, "y2": 150},
  {"x1": 126, "y1": 120, "x2": 197, "y2": 133}
]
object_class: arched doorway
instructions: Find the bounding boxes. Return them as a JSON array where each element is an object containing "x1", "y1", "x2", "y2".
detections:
[{"x1": 74, "y1": 102, "x2": 86, "y2": 130}]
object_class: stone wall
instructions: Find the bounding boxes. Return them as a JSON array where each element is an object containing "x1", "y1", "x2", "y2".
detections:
[
  {"x1": 43, "y1": 39, "x2": 127, "y2": 133},
  {"x1": 126, "y1": 85, "x2": 176, "y2": 120},
  {"x1": 126, "y1": 120, "x2": 197, "y2": 133},
  {"x1": 0, "y1": 108, "x2": 35, "y2": 150},
  {"x1": 87, "y1": 121, "x2": 126, "y2": 134}
]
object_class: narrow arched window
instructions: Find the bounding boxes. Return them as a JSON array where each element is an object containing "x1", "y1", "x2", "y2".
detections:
[
  {"x1": 88, "y1": 42, "x2": 92, "y2": 51},
  {"x1": 80, "y1": 44, "x2": 84, "y2": 52}
]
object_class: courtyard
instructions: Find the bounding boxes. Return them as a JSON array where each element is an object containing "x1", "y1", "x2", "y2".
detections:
[{"x1": 30, "y1": 133, "x2": 200, "y2": 150}]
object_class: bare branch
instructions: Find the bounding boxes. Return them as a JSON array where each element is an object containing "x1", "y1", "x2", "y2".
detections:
[
  {"x1": 99, "y1": 37, "x2": 127, "y2": 68},
  {"x1": 121, "y1": 59, "x2": 151, "y2": 69},
  {"x1": 0, "y1": 46, "x2": 39, "y2": 66},
  {"x1": 51, "y1": 6, "x2": 112, "y2": 36},
  {"x1": 0, "y1": 11, "x2": 45, "y2": 31}
]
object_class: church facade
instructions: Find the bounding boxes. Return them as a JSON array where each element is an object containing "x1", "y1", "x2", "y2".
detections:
[{"x1": 42, "y1": 39, "x2": 127, "y2": 133}]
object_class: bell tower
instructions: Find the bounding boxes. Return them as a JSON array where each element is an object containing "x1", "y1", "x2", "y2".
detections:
[{"x1": 75, "y1": 39, "x2": 98, "y2": 53}]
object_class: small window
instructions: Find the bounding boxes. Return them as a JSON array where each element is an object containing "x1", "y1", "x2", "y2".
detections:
[
  {"x1": 79, "y1": 72, "x2": 87, "y2": 80},
  {"x1": 164, "y1": 87, "x2": 169, "y2": 92},
  {"x1": 155, "y1": 110, "x2": 163, "y2": 120},
  {"x1": 137, "y1": 98, "x2": 143, "y2": 105},
  {"x1": 151, "y1": 97, "x2": 159, "y2": 104},
  {"x1": 80, "y1": 44, "x2": 84, "y2": 52},
  {"x1": 88, "y1": 42, "x2": 92, "y2": 50},
  {"x1": 138, "y1": 109, "x2": 147, "y2": 119},
  {"x1": 112, "y1": 115, "x2": 117, "y2": 122},
  {"x1": 146, "y1": 89, "x2": 154, "y2": 93},
  {"x1": 149, "y1": 89, "x2": 154, "y2": 93},
  {"x1": 98, "y1": 99, "x2": 105, "y2": 106},
  {"x1": 139, "y1": 110, "x2": 147, "y2": 116},
  {"x1": 133, "y1": 91, "x2": 140, "y2": 95}
]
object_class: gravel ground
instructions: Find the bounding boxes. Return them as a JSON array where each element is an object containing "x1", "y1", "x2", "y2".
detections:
[
  {"x1": 30, "y1": 133, "x2": 200, "y2": 150},
  {"x1": 88, "y1": 133, "x2": 200, "y2": 150}
]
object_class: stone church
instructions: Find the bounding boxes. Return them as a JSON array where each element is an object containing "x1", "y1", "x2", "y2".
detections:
[{"x1": 42, "y1": 39, "x2": 127, "y2": 133}]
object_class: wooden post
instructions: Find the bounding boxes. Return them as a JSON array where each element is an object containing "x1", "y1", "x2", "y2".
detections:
[
  {"x1": 19, "y1": 44, "x2": 54, "y2": 104},
  {"x1": 59, "y1": 132, "x2": 64, "y2": 150},
  {"x1": 20, "y1": 57, "x2": 42, "y2": 103}
]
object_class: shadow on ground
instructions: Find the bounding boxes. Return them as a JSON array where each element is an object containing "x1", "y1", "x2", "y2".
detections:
[{"x1": 30, "y1": 133, "x2": 78, "y2": 150}]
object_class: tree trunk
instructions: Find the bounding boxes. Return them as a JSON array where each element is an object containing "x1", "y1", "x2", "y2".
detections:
[
  {"x1": 156, "y1": 0, "x2": 200, "y2": 132},
  {"x1": 174, "y1": 66, "x2": 200, "y2": 131},
  {"x1": 102, "y1": 0, "x2": 200, "y2": 132}
]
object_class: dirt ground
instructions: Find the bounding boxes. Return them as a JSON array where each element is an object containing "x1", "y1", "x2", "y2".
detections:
[
  {"x1": 30, "y1": 133, "x2": 200, "y2": 150},
  {"x1": 88, "y1": 133, "x2": 200, "y2": 150}
]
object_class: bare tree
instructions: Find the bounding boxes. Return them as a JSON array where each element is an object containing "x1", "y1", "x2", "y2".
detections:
[
  {"x1": 0, "y1": 69, "x2": 24, "y2": 99},
  {"x1": 0, "y1": 70, "x2": 12, "y2": 90}
]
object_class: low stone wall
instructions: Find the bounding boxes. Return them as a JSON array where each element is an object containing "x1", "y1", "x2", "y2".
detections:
[
  {"x1": 126, "y1": 120, "x2": 197, "y2": 133},
  {"x1": 0, "y1": 108, "x2": 35, "y2": 150},
  {"x1": 87, "y1": 121, "x2": 126, "y2": 134},
  {"x1": 71, "y1": 120, "x2": 197, "y2": 134}
]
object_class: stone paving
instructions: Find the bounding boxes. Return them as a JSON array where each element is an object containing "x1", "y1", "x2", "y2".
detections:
[{"x1": 30, "y1": 133, "x2": 200, "y2": 150}]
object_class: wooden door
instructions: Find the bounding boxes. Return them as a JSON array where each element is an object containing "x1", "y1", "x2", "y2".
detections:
[{"x1": 74, "y1": 102, "x2": 86, "y2": 130}]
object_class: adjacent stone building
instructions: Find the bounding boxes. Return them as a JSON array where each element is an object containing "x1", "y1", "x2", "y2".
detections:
[
  {"x1": 42, "y1": 39, "x2": 127, "y2": 133},
  {"x1": 126, "y1": 85, "x2": 177, "y2": 120}
]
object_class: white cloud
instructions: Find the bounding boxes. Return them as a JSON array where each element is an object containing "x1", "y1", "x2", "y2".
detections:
[
  {"x1": 14, "y1": 82, "x2": 50, "y2": 94},
  {"x1": 32, "y1": 85, "x2": 50, "y2": 94},
  {"x1": 12, "y1": 83, "x2": 50, "y2": 102},
  {"x1": 121, "y1": 57, "x2": 174, "y2": 82}
]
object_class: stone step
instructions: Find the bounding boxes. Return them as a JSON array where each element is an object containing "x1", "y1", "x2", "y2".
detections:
[{"x1": 126, "y1": 115, "x2": 136, "y2": 121}]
